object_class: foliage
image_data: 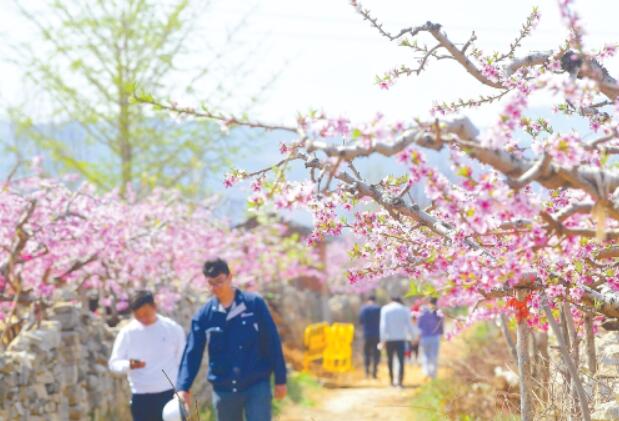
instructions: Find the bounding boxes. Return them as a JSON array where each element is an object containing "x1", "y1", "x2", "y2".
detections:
[
  {"x1": 411, "y1": 323, "x2": 519, "y2": 421},
  {"x1": 167, "y1": 0, "x2": 619, "y2": 337},
  {"x1": 6, "y1": 0, "x2": 262, "y2": 196},
  {"x1": 153, "y1": 3, "x2": 619, "y2": 416},
  {"x1": 0, "y1": 168, "x2": 321, "y2": 345}
]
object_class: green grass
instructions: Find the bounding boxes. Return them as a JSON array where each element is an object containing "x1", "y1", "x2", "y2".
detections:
[
  {"x1": 410, "y1": 322, "x2": 518, "y2": 421},
  {"x1": 273, "y1": 371, "x2": 321, "y2": 415},
  {"x1": 410, "y1": 378, "x2": 519, "y2": 421},
  {"x1": 410, "y1": 378, "x2": 456, "y2": 420}
]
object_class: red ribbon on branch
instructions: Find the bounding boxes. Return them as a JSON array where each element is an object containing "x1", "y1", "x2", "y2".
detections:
[{"x1": 507, "y1": 293, "x2": 532, "y2": 322}]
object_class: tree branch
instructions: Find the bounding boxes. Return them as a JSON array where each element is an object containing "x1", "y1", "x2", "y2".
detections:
[{"x1": 135, "y1": 94, "x2": 298, "y2": 133}]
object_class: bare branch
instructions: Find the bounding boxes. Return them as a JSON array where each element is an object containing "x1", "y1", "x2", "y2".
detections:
[
  {"x1": 461, "y1": 31, "x2": 476, "y2": 55},
  {"x1": 507, "y1": 153, "x2": 551, "y2": 190},
  {"x1": 540, "y1": 210, "x2": 619, "y2": 239},
  {"x1": 55, "y1": 254, "x2": 98, "y2": 285},
  {"x1": 555, "y1": 203, "x2": 594, "y2": 223},
  {"x1": 597, "y1": 246, "x2": 619, "y2": 259},
  {"x1": 135, "y1": 94, "x2": 298, "y2": 133},
  {"x1": 355, "y1": 7, "x2": 503, "y2": 88},
  {"x1": 577, "y1": 54, "x2": 619, "y2": 100},
  {"x1": 505, "y1": 52, "x2": 551, "y2": 76},
  {"x1": 586, "y1": 129, "x2": 619, "y2": 150},
  {"x1": 306, "y1": 117, "x2": 478, "y2": 159},
  {"x1": 245, "y1": 153, "x2": 305, "y2": 179}
]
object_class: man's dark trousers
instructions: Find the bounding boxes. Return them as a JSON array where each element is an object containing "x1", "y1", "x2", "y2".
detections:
[
  {"x1": 130, "y1": 389, "x2": 174, "y2": 421},
  {"x1": 386, "y1": 341, "x2": 406, "y2": 386},
  {"x1": 363, "y1": 337, "x2": 380, "y2": 378}
]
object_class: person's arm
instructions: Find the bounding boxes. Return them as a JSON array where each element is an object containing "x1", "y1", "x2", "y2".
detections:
[
  {"x1": 359, "y1": 307, "x2": 365, "y2": 326},
  {"x1": 108, "y1": 329, "x2": 130, "y2": 374},
  {"x1": 176, "y1": 312, "x2": 207, "y2": 393},
  {"x1": 256, "y1": 297, "x2": 287, "y2": 387}
]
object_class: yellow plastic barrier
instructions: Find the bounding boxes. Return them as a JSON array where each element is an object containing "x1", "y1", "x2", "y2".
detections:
[
  {"x1": 322, "y1": 323, "x2": 354, "y2": 373},
  {"x1": 302, "y1": 322, "x2": 329, "y2": 372}
]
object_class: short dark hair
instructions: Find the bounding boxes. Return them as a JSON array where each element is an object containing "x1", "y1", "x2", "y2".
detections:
[
  {"x1": 203, "y1": 258, "x2": 230, "y2": 278},
  {"x1": 367, "y1": 295, "x2": 376, "y2": 302},
  {"x1": 392, "y1": 296, "x2": 403, "y2": 304},
  {"x1": 130, "y1": 290, "x2": 155, "y2": 311},
  {"x1": 430, "y1": 297, "x2": 438, "y2": 305}
]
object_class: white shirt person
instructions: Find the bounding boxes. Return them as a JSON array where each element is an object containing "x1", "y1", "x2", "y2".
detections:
[
  {"x1": 108, "y1": 290, "x2": 186, "y2": 421},
  {"x1": 379, "y1": 297, "x2": 419, "y2": 387}
]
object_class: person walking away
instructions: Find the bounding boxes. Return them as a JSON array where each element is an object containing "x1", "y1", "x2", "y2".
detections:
[
  {"x1": 109, "y1": 290, "x2": 186, "y2": 421},
  {"x1": 358, "y1": 295, "x2": 381, "y2": 379},
  {"x1": 418, "y1": 297, "x2": 444, "y2": 379},
  {"x1": 176, "y1": 258, "x2": 287, "y2": 421},
  {"x1": 408, "y1": 300, "x2": 422, "y2": 364},
  {"x1": 379, "y1": 297, "x2": 419, "y2": 387}
]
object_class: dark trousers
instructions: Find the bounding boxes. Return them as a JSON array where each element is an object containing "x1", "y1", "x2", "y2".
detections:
[
  {"x1": 363, "y1": 337, "x2": 381, "y2": 377},
  {"x1": 130, "y1": 389, "x2": 174, "y2": 421},
  {"x1": 386, "y1": 340, "x2": 406, "y2": 386}
]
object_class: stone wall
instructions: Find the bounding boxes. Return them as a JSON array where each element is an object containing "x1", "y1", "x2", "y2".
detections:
[
  {"x1": 592, "y1": 331, "x2": 619, "y2": 421},
  {"x1": 267, "y1": 284, "x2": 326, "y2": 349},
  {"x1": 0, "y1": 303, "x2": 129, "y2": 420},
  {"x1": 0, "y1": 284, "x2": 361, "y2": 420},
  {"x1": 0, "y1": 296, "x2": 213, "y2": 421},
  {"x1": 537, "y1": 329, "x2": 619, "y2": 420}
]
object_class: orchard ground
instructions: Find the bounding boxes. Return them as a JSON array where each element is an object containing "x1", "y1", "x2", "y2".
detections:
[{"x1": 277, "y1": 322, "x2": 519, "y2": 421}]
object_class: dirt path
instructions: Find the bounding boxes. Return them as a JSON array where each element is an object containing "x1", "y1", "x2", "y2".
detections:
[
  {"x1": 277, "y1": 364, "x2": 428, "y2": 421},
  {"x1": 277, "y1": 330, "x2": 467, "y2": 421}
]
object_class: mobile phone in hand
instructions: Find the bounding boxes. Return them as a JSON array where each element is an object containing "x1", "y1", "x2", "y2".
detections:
[{"x1": 130, "y1": 359, "x2": 146, "y2": 369}]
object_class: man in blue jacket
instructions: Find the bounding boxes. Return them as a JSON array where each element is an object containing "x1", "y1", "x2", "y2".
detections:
[{"x1": 176, "y1": 258, "x2": 287, "y2": 421}]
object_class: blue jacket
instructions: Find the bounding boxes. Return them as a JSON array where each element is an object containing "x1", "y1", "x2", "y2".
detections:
[
  {"x1": 418, "y1": 308, "x2": 444, "y2": 338},
  {"x1": 359, "y1": 303, "x2": 381, "y2": 340},
  {"x1": 176, "y1": 290, "x2": 287, "y2": 393}
]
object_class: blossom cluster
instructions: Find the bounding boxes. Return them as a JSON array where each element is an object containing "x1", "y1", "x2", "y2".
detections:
[{"x1": 0, "y1": 173, "x2": 320, "y2": 322}]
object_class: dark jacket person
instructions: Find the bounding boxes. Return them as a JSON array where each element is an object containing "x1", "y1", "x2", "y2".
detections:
[
  {"x1": 359, "y1": 295, "x2": 381, "y2": 378},
  {"x1": 176, "y1": 258, "x2": 287, "y2": 421}
]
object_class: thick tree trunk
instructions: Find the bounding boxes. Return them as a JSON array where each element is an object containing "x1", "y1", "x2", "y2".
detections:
[
  {"x1": 516, "y1": 289, "x2": 534, "y2": 421},
  {"x1": 541, "y1": 294, "x2": 591, "y2": 421}
]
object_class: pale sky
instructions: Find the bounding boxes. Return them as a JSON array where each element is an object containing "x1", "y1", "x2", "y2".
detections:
[{"x1": 2, "y1": 0, "x2": 619, "y2": 128}]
